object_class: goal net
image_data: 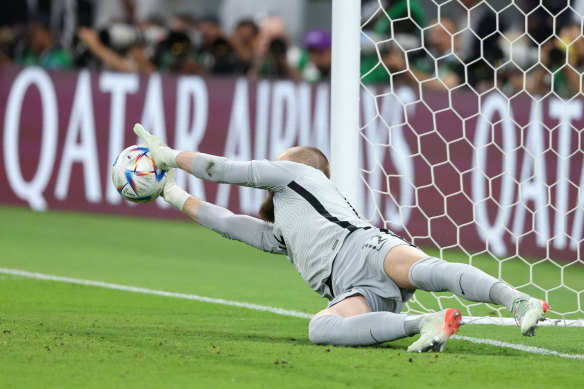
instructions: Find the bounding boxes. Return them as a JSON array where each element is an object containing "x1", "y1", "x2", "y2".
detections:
[{"x1": 357, "y1": 0, "x2": 584, "y2": 326}]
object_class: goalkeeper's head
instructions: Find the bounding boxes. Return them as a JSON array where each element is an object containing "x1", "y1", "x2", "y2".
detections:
[
  {"x1": 259, "y1": 146, "x2": 330, "y2": 222},
  {"x1": 275, "y1": 146, "x2": 330, "y2": 178}
]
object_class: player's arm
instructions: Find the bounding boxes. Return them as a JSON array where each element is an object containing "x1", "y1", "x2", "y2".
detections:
[
  {"x1": 185, "y1": 152, "x2": 300, "y2": 190},
  {"x1": 134, "y1": 123, "x2": 299, "y2": 190},
  {"x1": 193, "y1": 200, "x2": 287, "y2": 254},
  {"x1": 163, "y1": 170, "x2": 287, "y2": 255}
]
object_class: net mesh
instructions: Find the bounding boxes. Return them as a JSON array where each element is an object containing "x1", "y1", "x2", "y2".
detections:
[{"x1": 358, "y1": 0, "x2": 584, "y2": 325}]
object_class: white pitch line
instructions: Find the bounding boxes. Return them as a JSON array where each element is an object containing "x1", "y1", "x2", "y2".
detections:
[
  {"x1": 452, "y1": 335, "x2": 584, "y2": 360},
  {"x1": 0, "y1": 268, "x2": 312, "y2": 319},
  {"x1": 1, "y1": 267, "x2": 582, "y2": 360}
]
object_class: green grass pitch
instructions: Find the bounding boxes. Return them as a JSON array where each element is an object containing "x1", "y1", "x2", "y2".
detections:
[{"x1": 0, "y1": 205, "x2": 582, "y2": 388}]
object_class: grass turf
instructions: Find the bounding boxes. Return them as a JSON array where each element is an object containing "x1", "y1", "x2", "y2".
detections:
[{"x1": 0, "y1": 205, "x2": 583, "y2": 388}]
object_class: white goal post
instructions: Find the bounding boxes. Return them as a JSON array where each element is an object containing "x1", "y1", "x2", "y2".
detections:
[
  {"x1": 331, "y1": 0, "x2": 584, "y2": 327},
  {"x1": 330, "y1": 0, "x2": 362, "y2": 210}
]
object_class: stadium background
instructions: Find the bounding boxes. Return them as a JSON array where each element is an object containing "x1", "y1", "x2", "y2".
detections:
[
  {"x1": 1, "y1": 1, "x2": 583, "y2": 386},
  {"x1": 1, "y1": 0, "x2": 583, "y2": 266}
]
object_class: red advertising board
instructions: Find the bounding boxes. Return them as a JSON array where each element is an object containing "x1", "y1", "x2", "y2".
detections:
[{"x1": 0, "y1": 67, "x2": 582, "y2": 262}]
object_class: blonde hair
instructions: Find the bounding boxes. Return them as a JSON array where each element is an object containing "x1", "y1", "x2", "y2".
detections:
[
  {"x1": 277, "y1": 146, "x2": 330, "y2": 178},
  {"x1": 259, "y1": 146, "x2": 330, "y2": 222}
]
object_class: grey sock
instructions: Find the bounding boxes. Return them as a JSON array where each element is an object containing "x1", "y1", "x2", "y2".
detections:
[
  {"x1": 403, "y1": 315, "x2": 426, "y2": 336},
  {"x1": 308, "y1": 312, "x2": 408, "y2": 346},
  {"x1": 488, "y1": 282, "x2": 526, "y2": 309},
  {"x1": 408, "y1": 257, "x2": 500, "y2": 303}
]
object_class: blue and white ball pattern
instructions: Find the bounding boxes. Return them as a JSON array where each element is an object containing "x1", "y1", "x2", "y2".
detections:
[{"x1": 112, "y1": 145, "x2": 166, "y2": 203}]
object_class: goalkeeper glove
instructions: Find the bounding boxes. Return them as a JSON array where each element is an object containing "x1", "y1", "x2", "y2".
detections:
[
  {"x1": 133, "y1": 123, "x2": 180, "y2": 170},
  {"x1": 162, "y1": 169, "x2": 191, "y2": 211}
]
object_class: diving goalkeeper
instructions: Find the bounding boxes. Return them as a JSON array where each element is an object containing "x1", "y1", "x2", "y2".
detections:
[{"x1": 133, "y1": 123, "x2": 550, "y2": 352}]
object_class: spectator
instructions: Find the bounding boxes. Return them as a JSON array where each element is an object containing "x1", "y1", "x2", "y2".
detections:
[
  {"x1": 360, "y1": 31, "x2": 420, "y2": 85},
  {"x1": 295, "y1": 28, "x2": 332, "y2": 83},
  {"x1": 196, "y1": 15, "x2": 238, "y2": 74},
  {"x1": 411, "y1": 17, "x2": 462, "y2": 90},
  {"x1": 247, "y1": 16, "x2": 300, "y2": 81},
  {"x1": 499, "y1": 64, "x2": 525, "y2": 96},
  {"x1": 154, "y1": 13, "x2": 201, "y2": 74},
  {"x1": 447, "y1": 0, "x2": 507, "y2": 91},
  {"x1": 219, "y1": 0, "x2": 306, "y2": 44},
  {"x1": 0, "y1": 26, "x2": 21, "y2": 68},
  {"x1": 360, "y1": 0, "x2": 425, "y2": 85},
  {"x1": 154, "y1": 30, "x2": 200, "y2": 74},
  {"x1": 168, "y1": 12, "x2": 200, "y2": 46},
  {"x1": 14, "y1": 14, "x2": 72, "y2": 70},
  {"x1": 457, "y1": 0, "x2": 505, "y2": 63},
  {"x1": 76, "y1": 20, "x2": 158, "y2": 73},
  {"x1": 522, "y1": 0, "x2": 571, "y2": 47},
  {"x1": 93, "y1": 0, "x2": 163, "y2": 31},
  {"x1": 361, "y1": 17, "x2": 463, "y2": 90},
  {"x1": 559, "y1": 23, "x2": 584, "y2": 96},
  {"x1": 230, "y1": 19, "x2": 259, "y2": 74},
  {"x1": 365, "y1": 0, "x2": 426, "y2": 37},
  {"x1": 359, "y1": 41, "x2": 406, "y2": 86},
  {"x1": 528, "y1": 23, "x2": 584, "y2": 98}
]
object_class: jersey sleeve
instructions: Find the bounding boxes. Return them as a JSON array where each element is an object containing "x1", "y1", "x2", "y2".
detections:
[
  {"x1": 190, "y1": 153, "x2": 306, "y2": 190},
  {"x1": 198, "y1": 201, "x2": 288, "y2": 255}
]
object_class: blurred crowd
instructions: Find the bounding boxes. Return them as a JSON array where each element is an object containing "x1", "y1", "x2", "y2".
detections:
[
  {"x1": 1, "y1": 0, "x2": 584, "y2": 98},
  {"x1": 0, "y1": 0, "x2": 329, "y2": 83},
  {"x1": 361, "y1": 0, "x2": 584, "y2": 98}
]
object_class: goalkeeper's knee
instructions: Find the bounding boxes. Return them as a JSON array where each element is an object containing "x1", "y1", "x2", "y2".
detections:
[{"x1": 408, "y1": 256, "x2": 499, "y2": 302}]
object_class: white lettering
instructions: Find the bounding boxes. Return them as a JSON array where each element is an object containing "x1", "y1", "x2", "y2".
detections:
[
  {"x1": 359, "y1": 86, "x2": 414, "y2": 228},
  {"x1": 270, "y1": 81, "x2": 297, "y2": 159},
  {"x1": 298, "y1": 82, "x2": 329, "y2": 154},
  {"x1": 254, "y1": 80, "x2": 271, "y2": 161},
  {"x1": 359, "y1": 88, "x2": 381, "y2": 222},
  {"x1": 385, "y1": 87, "x2": 416, "y2": 229},
  {"x1": 570, "y1": 160, "x2": 584, "y2": 249},
  {"x1": 216, "y1": 78, "x2": 252, "y2": 209},
  {"x1": 250, "y1": 80, "x2": 271, "y2": 209},
  {"x1": 512, "y1": 99, "x2": 549, "y2": 246},
  {"x1": 140, "y1": 73, "x2": 168, "y2": 143},
  {"x1": 3, "y1": 67, "x2": 58, "y2": 210},
  {"x1": 100, "y1": 72, "x2": 139, "y2": 204},
  {"x1": 174, "y1": 76, "x2": 208, "y2": 200},
  {"x1": 139, "y1": 73, "x2": 169, "y2": 208},
  {"x1": 472, "y1": 93, "x2": 517, "y2": 256},
  {"x1": 55, "y1": 70, "x2": 102, "y2": 202},
  {"x1": 549, "y1": 98, "x2": 582, "y2": 249}
]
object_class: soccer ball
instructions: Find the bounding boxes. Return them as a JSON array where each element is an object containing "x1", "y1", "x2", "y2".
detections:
[{"x1": 112, "y1": 145, "x2": 167, "y2": 203}]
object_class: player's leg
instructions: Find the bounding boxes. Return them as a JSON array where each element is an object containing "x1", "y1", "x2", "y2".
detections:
[
  {"x1": 309, "y1": 294, "x2": 408, "y2": 346},
  {"x1": 308, "y1": 294, "x2": 462, "y2": 350},
  {"x1": 382, "y1": 245, "x2": 500, "y2": 302},
  {"x1": 382, "y1": 245, "x2": 550, "y2": 336}
]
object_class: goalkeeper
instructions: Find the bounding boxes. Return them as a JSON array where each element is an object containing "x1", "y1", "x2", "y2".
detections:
[{"x1": 134, "y1": 123, "x2": 550, "y2": 353}]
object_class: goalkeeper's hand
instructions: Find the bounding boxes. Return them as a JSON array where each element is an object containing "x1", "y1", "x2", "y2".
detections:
[
  {"x1": 161, "y1": 169, "x2": 191, "y2": 212},
  {"x1": 133, "y1": 123, "x2": 180, "y2": 170}
]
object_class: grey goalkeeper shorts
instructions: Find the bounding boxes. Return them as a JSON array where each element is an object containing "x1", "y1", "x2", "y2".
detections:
[{"x1": 326, "y1": 227, "x2": 416, "y2": 314}]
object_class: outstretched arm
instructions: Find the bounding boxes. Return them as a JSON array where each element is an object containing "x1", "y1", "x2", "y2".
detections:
[
  {"x1": 194, "y1": 200, "x2": 287, "y2": 254},
  {"x1": 134, "y1": 123, "x2": 302, "y2": 190},
  {"x1": 163, "y1": 170, "x2": 287, "y2": 255},
  {"x1": 186, "y1": 152, "x2": 300, "y2": 190}
]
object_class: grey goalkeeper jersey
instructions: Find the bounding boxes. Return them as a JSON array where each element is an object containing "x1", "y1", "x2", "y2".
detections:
[{"x1": 191, "y1": 153, "x2": 372, "y2": 298}]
